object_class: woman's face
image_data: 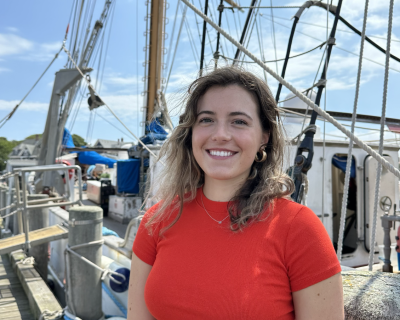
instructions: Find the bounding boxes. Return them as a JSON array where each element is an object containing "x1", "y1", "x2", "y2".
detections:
[{"x1": 192, "y1": 85, "x2": 269, "y2": 184}]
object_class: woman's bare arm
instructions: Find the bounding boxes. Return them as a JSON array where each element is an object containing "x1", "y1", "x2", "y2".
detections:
[
  {"x1": 292, "y1": 272, "x2": 344, "y2": 320},
  {"x1": 127, "y1": 253, "x2": 156, "y2": 320}
]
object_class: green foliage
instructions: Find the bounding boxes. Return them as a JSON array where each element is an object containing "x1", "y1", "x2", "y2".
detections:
[
  {"x1": 100, "y1": 172, "x2": 110, "y2": 178},
  {"x1": 72, "y1": 134, "x2": 87, "y2": 147},
  {"x1": 0, "y1": 137, "x2": 20, "y2": 171},
  {"x1": 25, "y1": 134, "x2": 42, "y2": 140}
]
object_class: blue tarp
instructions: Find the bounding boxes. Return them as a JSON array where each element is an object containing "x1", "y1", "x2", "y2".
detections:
[
  {"x1": 62, "y1": 128, "x2": 117, "y2": 168},
  {"x1": 62, "y1": 128, "x2": 75, "y2": 148},
  {"x1": 140, "y1": 133, "x2": 168, "y2": 145},
  {"x1": 117, "y1": 159, "x2": 140, "y2": 194},
  {"x1": 146, "y1": 119, "x2": 168, "y2": 135},
  {"x1": 332, "y1": 155, "x2": 356, "y2": 178},
  {"x1": 102, "y1": 226, "x2": 119, "y2": 237},
  {"x1": 78, "y1": 151, "x2": 117, "y2": 168}
]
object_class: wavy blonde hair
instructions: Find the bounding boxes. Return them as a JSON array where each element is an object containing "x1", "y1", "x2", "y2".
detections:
[{"x1": 146, "y1": 66, "x2": 294, "y2": 232}]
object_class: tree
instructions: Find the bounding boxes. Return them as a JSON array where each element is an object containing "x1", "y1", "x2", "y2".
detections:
[
  {"x1": 25, "y1": 134, "x2": 42, "y2": 140},
  {"x1": 72, "y1": 134, "x2": 87, "y2": 147},
  {"x1": 0, "y1": 137, "x2": 20, "y2": 171}
]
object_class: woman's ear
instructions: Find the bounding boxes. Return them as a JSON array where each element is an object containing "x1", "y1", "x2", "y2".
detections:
[{"x1": 261, "y1": 132, "x2": 270, "y2": 146}]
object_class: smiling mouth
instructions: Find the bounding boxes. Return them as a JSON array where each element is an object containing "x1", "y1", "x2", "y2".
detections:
[{"x1": 207, "y1": 150, "x2": 237, "y2": 157}]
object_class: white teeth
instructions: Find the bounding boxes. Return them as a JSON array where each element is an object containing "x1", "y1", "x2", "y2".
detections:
[{"x1": 210, "y1": 150, "x2": 233, "y2": 157}]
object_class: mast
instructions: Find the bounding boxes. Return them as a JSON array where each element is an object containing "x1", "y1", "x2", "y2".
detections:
[{"x1": 145, "y1": 0, "x2": 166, "y2": 129}]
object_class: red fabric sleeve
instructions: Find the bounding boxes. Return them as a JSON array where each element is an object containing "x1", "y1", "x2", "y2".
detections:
[
  {"x1": 132, "y1": 205, "x2": 161, "y2": 266},
  {"x1": 285, "y1": 206, "x2": 341, "y2": 292}
]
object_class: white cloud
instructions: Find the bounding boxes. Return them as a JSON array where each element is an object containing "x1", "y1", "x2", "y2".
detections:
[
  {"x1": 0, "y1": 99, "x2": 48, "y2": 112},
  {"x1": 0, "y1": 34, "x2": 33, "y2": 56},
  {"x1": 0, "y1": 67, "x2": 10, "y2": 73},
  {"x1": 6, "y1": 27, "x2": 18, "y2": 33},
  {"x1": 105, "y1": 75, "x2": 139, "y2": 86},
  {"x1": 70, "y1": 94, "x2": 142, "y2": 122}
]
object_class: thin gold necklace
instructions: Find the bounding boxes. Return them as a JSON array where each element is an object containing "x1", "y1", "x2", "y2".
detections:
[{"x1": 201, "y1": 192, "x2": 230, "y2": 224}]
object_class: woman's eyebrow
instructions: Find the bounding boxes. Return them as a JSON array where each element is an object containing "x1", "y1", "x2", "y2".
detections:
[
  {"x1": 197, "y1": 110, "x2": 215, "y2": 116},
  {"x1": 229, "y1": 111, "x2": 253, "y2": 121},
  {"x1": 197, "y1": 110, "x2": 253, "y2": 120}
]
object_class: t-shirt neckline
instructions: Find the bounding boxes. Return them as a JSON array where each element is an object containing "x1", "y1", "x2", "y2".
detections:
[{"x1": 195, "y1": 187, "x2": 230, "y2": 213}]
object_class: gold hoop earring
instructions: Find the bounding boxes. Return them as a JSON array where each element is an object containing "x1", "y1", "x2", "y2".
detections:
[
  {"x1": 254, "y1": 150, "x2": 267, "y2": 163},
  {"x1": 248, "y1": 167, "x2": 258, "y2": 180}
]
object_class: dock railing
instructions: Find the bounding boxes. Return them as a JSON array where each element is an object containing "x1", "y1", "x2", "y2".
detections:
[{"x1": 0, "y1": 164, "x2": 83, "y2": 254}]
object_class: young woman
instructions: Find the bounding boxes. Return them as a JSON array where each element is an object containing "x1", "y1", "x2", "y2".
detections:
[{"x1": 128, "y1": 67, "x2": 344, "y2": 320}]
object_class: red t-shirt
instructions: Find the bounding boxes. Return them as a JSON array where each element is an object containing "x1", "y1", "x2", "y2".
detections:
[{"x1": 133, "y1": 188, "x2": 341, "y2": 320}]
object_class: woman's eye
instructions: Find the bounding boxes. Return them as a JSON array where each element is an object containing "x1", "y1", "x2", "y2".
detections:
[
  {"x1": 199, "y1": 118, "x2": 213, "y2": 123},
  {"x1": 233, "y1": 119, "x2": 247, "y2": 125}
]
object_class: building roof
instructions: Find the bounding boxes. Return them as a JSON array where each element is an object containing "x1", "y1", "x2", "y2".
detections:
[
  {"x1": 93, "y1": 139, "x2": 119, "y2": 149},
  {"x1": 8, "y1": 139, "x2": 41, "y2": 159}
]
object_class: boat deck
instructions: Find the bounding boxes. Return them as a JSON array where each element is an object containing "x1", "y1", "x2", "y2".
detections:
[{"x1": 0, "y1": 255, "x2": 34, "y2": 320}]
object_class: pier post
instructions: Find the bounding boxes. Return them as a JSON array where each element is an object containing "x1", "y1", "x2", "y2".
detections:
[
  {"x1": 0, "y1": 186, "x2": 5, "y2": 237},
  {"x1": 4, "y1": 188, "x2": 15, "y2": 236},
  {"x1": 67, "y1": 206, "x2": 103, "y2": 320},
  {"x1": 27, "y1": 194, "x2": 49, "y2": 279}
]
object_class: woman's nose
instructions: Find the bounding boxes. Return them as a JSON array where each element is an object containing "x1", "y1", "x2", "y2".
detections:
[{"x1": 211, "y1": 123, "x2": 231, "y2": 141}]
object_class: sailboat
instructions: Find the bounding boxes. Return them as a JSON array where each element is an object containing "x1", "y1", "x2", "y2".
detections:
[{"x1": 1, "y1": 0, "x2": 400, "y2": 319}]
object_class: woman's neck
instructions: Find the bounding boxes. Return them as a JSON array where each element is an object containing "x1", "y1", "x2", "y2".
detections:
[{"x1": 202, "y1": 175, "x2": 245, "y2": 202}]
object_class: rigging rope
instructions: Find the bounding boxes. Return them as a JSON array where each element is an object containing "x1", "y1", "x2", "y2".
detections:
[
  {"x1": 62, "y1": 45, "x2": 163, "y2": 163},
  {"x1": 240, "y1": 4, "x2": 260, "y2": 67},
  {"x1": 165, "y1": 0, "x2": 181, "y2": 79},
  {"x1": 165, "y1": 5, "x2": 187, "y2": 93},
  {"x1": 0, "y1": 42, "x2": 65, "y2": 130},
  {"x1": 260, "y1": 14, "x2": 400, "y2": 74},
  {"x1": 136, "y1": 0, "x2": 140, "y2": 137},
  {"x1": 181, "y1": 0, "x2": 400, "y2": 180},
  {"x1": 184, "y1": 15, "x2": 200, "y2": 67},
  {"x1": 218, "y1": 41, "x2": 326, "y2": 64},
  {"x1": 337, "y1": 0, "x2": 369, "y2": 263},
  {"x1": 369, "y1": 0, "x2": 394, "y2": 271},
  {"x1": 269, "y1": 0, "x2": 279, "y2": 75},
  {"x1": 255, "y1": 14, "x2": 268, "y2": 82},
  {"x1": 266, "y1": 13, "x2": 400, "y2": 44},
  {"x1": 321, "y1": 0, "x2": 330, "y2": 229},
  {"x1": 223, "y1": 3, "x2": 236, "y2": 57}
]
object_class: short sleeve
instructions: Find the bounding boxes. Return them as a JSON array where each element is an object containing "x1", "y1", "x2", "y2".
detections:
[
  {"x1": 285, "y1": 206, "x2": 341, "y2": 292},
  {"x1": 132, "y1": 205, "x2": 161, "y2": 266}
]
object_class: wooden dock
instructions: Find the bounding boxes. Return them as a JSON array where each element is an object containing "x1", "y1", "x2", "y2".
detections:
[
  {"x1": 0, "y1": 255, "x2": 34, "y2": 320},
  {"x1": 0, "y1": 224, "x2": 68, "y2": 255}
]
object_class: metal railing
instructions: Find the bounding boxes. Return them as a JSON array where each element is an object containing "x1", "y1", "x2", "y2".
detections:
[{"x1": 2, "y1": 164, "x2": 83, "y2": 252}]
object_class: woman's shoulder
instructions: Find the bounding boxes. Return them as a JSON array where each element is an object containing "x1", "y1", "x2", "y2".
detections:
[
  {"x1": 273, "y1": 197, "x2": 310, "y2": 214},
  {"x1": 272, "y1": 197, "x2": 320, "y2": 226}
]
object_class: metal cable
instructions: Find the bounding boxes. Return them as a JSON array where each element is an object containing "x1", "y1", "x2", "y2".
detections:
[
  {"x1": 223, "y1": 3, "x2": 236, "y2": 57},
  {"x1": 240, "y1": 4, "x2": 260, "y2": 67},
  {"x1": 260, "y1": 14, "x2": 400, "y2": 74},
  {"x1": 62, "y1": 45, "x2": 163, "y2": 163},
  {"x1": 0, "y1": 46, "x2": 63, "y2": 130},
  {"x1": 136, "y1": 0, "x2": 140, "y2": 137},
  {"x1": 337, "y1": 0, "x2": 369, "y2": 263},
  {"x1": 270, "y1": 0, "x2": 279, "y2": 74},
  {"x1": 218, "y1": 41, "x2": 326, "y2": 64},
  {"x1": 265, "y1": 13, "x2": 400, "y2": 43},
  {"x1": 165, "y1": 0, "x2": 181, "y2": 78},
  {"x1": 181, "y1": 0, "x2": 400, "y2": 180},
  {"x1": 229, "y1": 5, "x2": 302, "y2": 9},
  {"x1": 184, "y1": 16, "x2": 200, "y2": 67},
  {"x1": 255, "y1": 14, "x2": 268, "y2": 82},
  {"x1": 321, "y1": 0, "x2": 330, "y2": 229},
  {"x1": 165, "y1": 5, "x2": 187, "y2": 93},
  {"x1": 369, "y1": 0, "x2": 394, "y2": 271}
]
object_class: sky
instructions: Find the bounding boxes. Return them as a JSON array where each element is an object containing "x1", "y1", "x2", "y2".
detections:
[{"x1": 1, "y1": 0, "x2": 400, "y2": 146}]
